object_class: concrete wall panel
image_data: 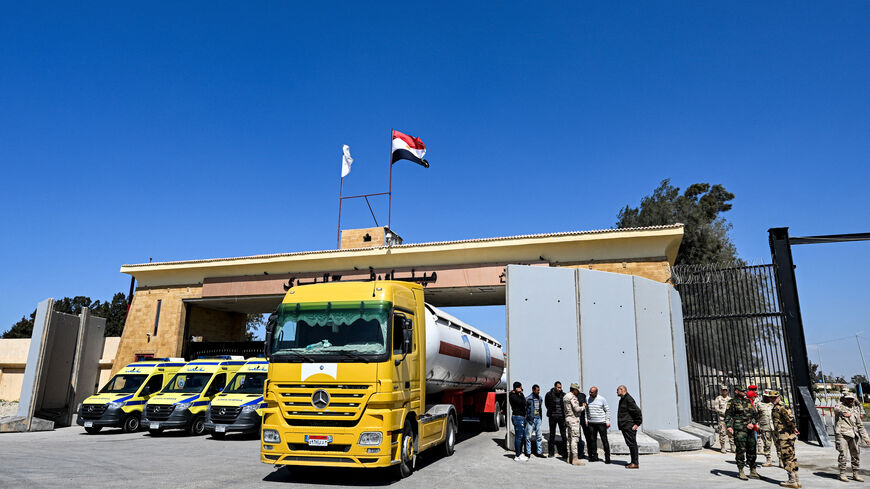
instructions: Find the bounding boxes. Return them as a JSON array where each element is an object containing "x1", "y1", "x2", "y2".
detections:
[
  {"x1": 506, "y1": 264, "x2": 579, "y2": 420},
  {"x1": 578, "y1": 268, "x2": 638, "y2": 427},
  {"x1": 634, "y1": 277, "x2": 676, "y2": 429},
  {"x1": 669, "y1": 287, "x2": 691, "y2": 427}
]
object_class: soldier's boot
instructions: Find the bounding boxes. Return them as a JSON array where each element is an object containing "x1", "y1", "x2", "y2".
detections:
[
  {"x1": 763, "y1": 455, "x2": 774, "y2": 467},
  {"x1": 852, "y1": 469, "x2": 864, "y2": 482},
  {"x1": 840, "y1": 470, "x2": 850, "y2": 482},
  {"x1": 572, "y1": 457, "x2": 585, "y2": 466},
  {"x1": 779, "y1": 471, "x2": 799, "y2": 488},
  {"x1": 795, "y1": 473, "x2": 802, "y2": 488},
  {"x1": 738, "y1": 468, "x2": 748, "y2": 480},
  {"x1": 749, "y1": 467, "x2": 760, "y2": 479}
]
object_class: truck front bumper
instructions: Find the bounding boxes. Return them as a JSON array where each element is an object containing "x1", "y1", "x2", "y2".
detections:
[{"x1": 142, "y1": 407, "x2": 192, "y2": 430}]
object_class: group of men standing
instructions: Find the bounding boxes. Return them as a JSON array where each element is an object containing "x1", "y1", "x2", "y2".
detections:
[
  {"x1": 508, "y1": 380, "x2": 643, "y2": 469},
  {"x1": 715, "y1": 384, "x2": 870, "y2": 487}
]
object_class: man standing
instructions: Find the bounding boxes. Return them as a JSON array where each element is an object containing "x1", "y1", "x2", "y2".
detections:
[
  {"x1": 525, "y1": 384, "x2": 545, "y2": 458},
  {"x1": 747, "y1": 385, "x2": 759, "y2": 405},
  {"x1": 725, "y1": 386, "x2": 759, "y2": 480},
  {"x1": 562, "y1": 383, "x2": 586, "y2": 466},
  {"x1": 756, "y1": 390, "x2": 777, "y2": 467},
  {"x1": 834, "y1": 392, "x2": 870, "y2": 482},
  {"x1": 770, "y1": 389, "x2": 800, "y2": 488},
  {"x1": 617, "y1": 385, "x2": 642, "y2": 469},
  {"x1": 714, "y1": 386, "x2": 735, "y2": 453},
  {"x1": 509, "y1": 381, "x2": 528, "y2": 461},
  {"x1": 545, "y1": 381, "x2": 566, "y2": 458},
  {"x1": 575, "y1": 386, "x2": 588, "y2": 459},
  {"x1": 585, "y1": 386, "x2": 612, "y2": 463}
]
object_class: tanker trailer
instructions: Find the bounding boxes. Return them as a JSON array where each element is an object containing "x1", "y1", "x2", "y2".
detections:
[{"x1": 261, "y1": 280, "x2": 506, "y2": 479}]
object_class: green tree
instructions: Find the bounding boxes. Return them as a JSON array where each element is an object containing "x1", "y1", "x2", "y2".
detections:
[
  {"x1": 245, "y1": 313, "x2": 266, "y2": 341},
  {"x1": 616, "y1": 179, "x2": 741, "y2": 265},
  {"x1": 2, "y1": 293, "x2": 129, "y2": 338},
  {"x1": 851, "y1": 374, "x2": 867, "y2": 385}
]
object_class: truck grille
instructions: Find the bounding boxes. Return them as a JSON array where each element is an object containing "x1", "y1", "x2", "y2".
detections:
[
  {"x1": 146, "y1": 404, "x2": 175, "y2": 421},
  {"x1": 210, "y1": 406, "x2": 241, "y2": 423},
  {"x1": 274, "y1": 383, "x2": 372, "y2": 426},
  {"x1": 288, "y1": 443, "x2": 351, "y2": 452},
  {"x1": 81, "y1": 404, "x2": 107, "y2": 419}
]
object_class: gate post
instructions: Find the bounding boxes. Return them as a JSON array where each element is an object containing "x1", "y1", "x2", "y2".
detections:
[{"x1": 769, "y1": 227, "x2": 829, "y2": 446}]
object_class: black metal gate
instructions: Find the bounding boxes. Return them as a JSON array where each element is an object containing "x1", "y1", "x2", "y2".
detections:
[
  {"x1": 672, "y1": 264, "x2": 797, "y2": 427},
  {"x1": 187, "y1": 341, "x2": 265, "y2": 360}
]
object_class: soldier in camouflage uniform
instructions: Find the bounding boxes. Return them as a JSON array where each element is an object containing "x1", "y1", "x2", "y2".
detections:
[
  {"x1": 563, "y1": 383, "x2": 586, "y2": 466},
  {"x1": 771, "y1": 389, "x2": 800, "y2": 488},
  {"x1": 756, "y1": 390, "x2": 777, "y2": 467},
  {"x1": 715, "y1": 386, "x2": 735, "y2": 453},
  {"x1": 834, "y1": 392, "x2": 870, "y2": 482},
  {"x1": 726, "y1": 386, "x2": 759, "y2": 480}
]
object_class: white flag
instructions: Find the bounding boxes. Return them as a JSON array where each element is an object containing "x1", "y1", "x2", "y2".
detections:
[{"x1": 341, "y1": 144, "x2": 353, "y2": 178}]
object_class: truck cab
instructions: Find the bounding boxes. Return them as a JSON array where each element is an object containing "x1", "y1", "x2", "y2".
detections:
[
  {"x1": 205, "y1": 357, "x2": 269, "y2": 438},
  {"x1": 260, "y1": 280, "x2": 458, "y2": 478},
  {"x1": 77, "y1": 358, "x2": 186, "y2": 434},
  {"x1": 142, "y1": 357, "x2": 245, "y2": 436}
]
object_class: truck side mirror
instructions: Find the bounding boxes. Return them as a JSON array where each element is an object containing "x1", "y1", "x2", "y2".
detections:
[
  {"x1": 264, "y1": 311, "x2": 278, "y2": 357},
  {"x1": 395, "y1": 319, "x2": 413, "y2": 366}
]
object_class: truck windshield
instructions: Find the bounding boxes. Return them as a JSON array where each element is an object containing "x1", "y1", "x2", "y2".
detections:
[
  {"x1": 99, "y1": 374, "x2": 148, "y2": 394},
  {"x1": 224, "y1": 372, "x2": 267, "y2": 394},
  {"x1": 162, "y1": 373, "x2": 213, "y2": 394},
  {"x1": 272, "y1": 300, "x2": 391, "y2": 362}
]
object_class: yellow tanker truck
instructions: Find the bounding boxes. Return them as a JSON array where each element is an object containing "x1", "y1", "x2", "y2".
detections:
[{"x1": 260, "y1": 279, "x2": 505, "y2": 478}]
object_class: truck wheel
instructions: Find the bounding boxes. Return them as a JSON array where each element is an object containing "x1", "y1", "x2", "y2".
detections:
[
  {"x1": 482, "y1": 401, "x2": 501, "y2": 432},
  {"x1": 84, "y1": 426, "x2": 102, "y2": 434},
  {"x1": 440, "y1": 416, "x2": 456, "y2": 457},
  {"x1": 188, "y1": 415, "x2": 206, "y2": 436},
  {"x1": 394, "y1": 421, "x2": 416, "y2": 479},
  {"x1": 122, "y1": 414, "x2": 141, "y2": 433}
]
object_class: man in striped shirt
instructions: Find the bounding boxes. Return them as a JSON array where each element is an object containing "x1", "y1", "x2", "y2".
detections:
[{"x1": 585, "y1": 386, "x2": 612, "y2": 463}]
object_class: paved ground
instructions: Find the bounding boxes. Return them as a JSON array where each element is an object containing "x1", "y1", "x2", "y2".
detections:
[{"x1": 0, "y1": 422, "x2": 866, "y2": 488}]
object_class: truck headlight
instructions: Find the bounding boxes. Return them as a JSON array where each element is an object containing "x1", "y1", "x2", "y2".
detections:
[
  {"x1": 108, "y1": 402, "x2": 125, "y2": 409},
  {"x1": 241, "y1": 405, "x2": 258, "y2": 413},
  {"x1": 358, "y1": 432, "x2": 382, "y2": 446},
  {"x1": 263, "y1": 429, "x2": 281, "y2": 443},
  {"x1": 175, "y1": 402, "x2": 191, "y2": 411}
]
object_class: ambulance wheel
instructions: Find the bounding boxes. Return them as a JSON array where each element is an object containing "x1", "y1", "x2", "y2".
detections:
[
  {"x1": 148, "y1": 428, "x2": 163, "y2": 436},
  {"x1": 440, "y1": 416, "x2": 456, "y2": 457},
  {"x1": 84, "y1": 426, "x2": 102, "y2": 434},
  {"x1": 393, "y1": 421, "x2": 416, "y2": 479},
  {"x1": 188, "y1": 415, "x2": 206, "y2": 436},
  {"x1": 122, "y1": 414, "x2": 141, "y2": 433},
  {"x1": 211, "y1": 431, "x2": 226, "y2": 439}
]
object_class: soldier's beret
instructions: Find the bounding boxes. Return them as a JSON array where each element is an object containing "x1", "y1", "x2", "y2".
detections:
[
  {"x1": 764, "y1": 389, "x2": 779, "y2": 397},
  {"x1": 720, "y1": 385, "x2": 729, "y2": 390},
  {"x1": 734, "y1": 386, "x2": 746, "y2": 392}
]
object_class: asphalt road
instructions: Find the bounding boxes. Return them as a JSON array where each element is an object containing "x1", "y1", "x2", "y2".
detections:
[{"x1": 0, "y1": 422, "x2": 865, "y2": 488}]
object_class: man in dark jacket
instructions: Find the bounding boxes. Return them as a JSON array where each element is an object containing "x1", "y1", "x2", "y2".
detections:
[
  {"x1": 575, "y1": 387, "x2": 588, "y2": 458},
  {"x1": 545, "y1": 381, "x2": 566, "y2": 457},
  {"x1": 509, "y1": 381, "x2": 528, "y2": 461},
  {"x1": 617, "y1": 385, "x2": 643, "y2": 469}
]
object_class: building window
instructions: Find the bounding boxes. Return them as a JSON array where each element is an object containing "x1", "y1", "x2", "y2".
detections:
[
  {"x1": 135, "y1": 353, "x2": 154, "y2": 362},
  {"x1": 153, "y1": 299, "x2": 162, "y2": 336}
]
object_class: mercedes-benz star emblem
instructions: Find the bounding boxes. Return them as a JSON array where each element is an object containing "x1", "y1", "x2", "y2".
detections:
[
  {"x1": 311, "y1": 389, "x2": 330, "y2": 409},
  {"x1": 218, "y1": 408, "x2": 226, "y2": 416}
]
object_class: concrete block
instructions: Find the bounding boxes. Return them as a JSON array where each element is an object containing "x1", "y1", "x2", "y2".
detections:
[
  {"x1": 680, "y1": 423, "x2": 715, "y2": 448},
  {"x1": 607, "y1": 431, "x2": 660, "y2": 455},
  {"x1": 0, "y1": 415, "x2": 53, "y2": 432},
  {"x1": 646, "y1": 429, "x2": 703, "y2": 452}
]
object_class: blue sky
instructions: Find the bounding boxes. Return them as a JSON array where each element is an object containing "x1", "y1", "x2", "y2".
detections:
[{"x1": 1, "y1": 3, "x2": 868, "y2": 377}]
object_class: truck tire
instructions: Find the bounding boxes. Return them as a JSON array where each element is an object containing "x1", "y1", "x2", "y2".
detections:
[
  {"x1": 440, "y1": 416, "x2": 456, "y2": 457},
  {"x1": 482, "y1": 401, "x2": 501, "y2": 432},
  {"x1": 122, "y1": 414, "x2": 141, "y2": 433},
  {"x1": 188, "y1": 415, "x2": 206, "y2": 436},
  {"x1": 84, "y1": 426, "x2": 102, "y2": 434},
  {"x1": 393, "y1": 421, "x2": 416, "y2": 479}
]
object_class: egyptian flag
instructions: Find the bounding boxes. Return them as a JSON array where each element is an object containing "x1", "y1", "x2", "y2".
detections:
[{"x1": 391, "y1": 130, "x2": 429, "y2": 168}]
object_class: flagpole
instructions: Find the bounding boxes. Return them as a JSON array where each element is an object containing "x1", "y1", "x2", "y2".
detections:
[
  {"x1": 388, "y1": 127, "x2": 393, "y2": 231},
  {"x1": 337, "y1": 171, "x2": 344, "y2": 249}
]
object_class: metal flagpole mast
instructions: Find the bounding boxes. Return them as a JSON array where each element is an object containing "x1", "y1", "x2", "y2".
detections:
[
  {"x1": 337, "y1": 163, "x2": 344, "y2": 249},
  {"x1": 388, "y1": 128, "x2": 393, "y2": 231},
  {"x1": 857, "y1": 333, "x2": 869, "y2": 383}
]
